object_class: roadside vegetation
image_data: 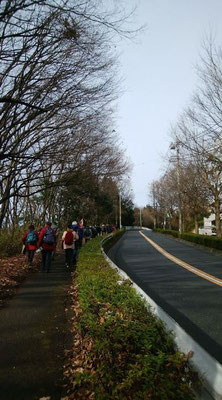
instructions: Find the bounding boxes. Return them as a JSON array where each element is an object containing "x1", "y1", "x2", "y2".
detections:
[
  {"x1": 65, "y1": 235, "x2": 198, "y2": 399},
  {"x1": 102, "y1": 229, "x2": 126, "y2": 253},
  {"x1": 0, "y1": 228, "x2": 24, "y2": 257},
  {"x1": 0, "y1": 228, "x2": 40, "y2": 307}
]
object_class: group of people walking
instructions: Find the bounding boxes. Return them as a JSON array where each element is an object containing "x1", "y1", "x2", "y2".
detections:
[
  {"x1": 21, "y1": 220, "x2": 116, "y2": 273},
  {"x1": 21, "y1": 222, "x2": 58, "y2": 273}
]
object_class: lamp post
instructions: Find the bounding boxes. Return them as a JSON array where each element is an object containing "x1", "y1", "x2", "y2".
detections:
[
  {"x1": 119, "y1": 192, "x2": 122, "y2": 229},
  {"x1": 170, "y1": 139, "x2": 182, "y2": 234},
  {"x1": 139, "y1": 207, "x2": 142, "y2": 228}
]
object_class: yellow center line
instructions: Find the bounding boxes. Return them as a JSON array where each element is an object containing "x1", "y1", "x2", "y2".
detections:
[{"x1": 139, "y1": 231, "x2": 222, "y2": 287}]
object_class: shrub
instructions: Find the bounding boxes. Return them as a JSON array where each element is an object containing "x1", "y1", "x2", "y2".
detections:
[
  {"x1": 0, "y1": 228, "x2": 24, "y2": 257},
  {"x1": 153, "y1": 228, "x2": 222, "y2": 251},
  {"x1": 153, "y1": 228, "x2": 180, "y2": 238}
]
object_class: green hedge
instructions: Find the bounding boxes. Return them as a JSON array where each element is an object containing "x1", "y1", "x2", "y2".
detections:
[
  {"x1": 153, "y1": 228, "x2": 180, "y2": 238},
  {"x1": 69, "y1": 235, "x2": 197, "y2": 399},
  {"x1": 153, "y1": 228, "x2": 222, "y2": 250}
]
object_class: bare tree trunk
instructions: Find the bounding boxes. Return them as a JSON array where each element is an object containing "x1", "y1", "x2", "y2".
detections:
[
  {"x1": 12, "y1": 195, "x2": 19, "y2": 227},
  {"x1": 153, "y1": 214, "x2": 157, "y2": 229},
  {"x1": 163, "y1": 214, "x2": 166, "y2": 229},
  {"x1": 168, "y1": 218, "x2": 172, "y2": 230},
  {"x1": 0, "y1": 188, "x2": 11, "y2": 228},
  {"x1": 215, "y1": 194, "x2": 221, "y2": 237},
  {"x1": 194, "y1": 214, "x2": 199, "y2": 234},
  {"x1": 0, "y1": 202, "x2": 7, "y2": 228}
]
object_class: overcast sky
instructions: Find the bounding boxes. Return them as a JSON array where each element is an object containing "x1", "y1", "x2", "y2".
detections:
[{"x1": 116, "y1": 0, "x2": 222, "y2": 207}]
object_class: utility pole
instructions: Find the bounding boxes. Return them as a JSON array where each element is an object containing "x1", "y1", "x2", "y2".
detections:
[
  {"x1": 119, "y1": 193, "x2": 122, "y2": 229},
  {"x1": 152, "y1": 182, "x2": 157, "y2": 229},
  {"x1": 115, "y1": 199, "x2": 118, "y2": 226},
  {"x1": 139, "y1": 207, "x2": 142, "y2": 228},
  {"x1": 176, "y1": 144, "x2": 182, "y2": 234},
  {"x1": 170, "y1": 139, "x2": 182, "y2": 234}
]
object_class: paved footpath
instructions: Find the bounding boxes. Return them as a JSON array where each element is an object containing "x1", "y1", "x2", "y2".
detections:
[{"x1": 0, "y1": 254, "x2": 72, "y2": 400}]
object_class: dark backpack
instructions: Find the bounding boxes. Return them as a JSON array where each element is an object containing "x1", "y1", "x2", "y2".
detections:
[
  {"x1": 85, "y1": 227, "x2": 91, "y2": 237},
  {"x1": 43, "y1": 228, "x2": 55, "y2": 245},
  {"x1": 64, "y1": 231, "x2": 73, "y2": 245},
  {"x1": 27, "y1": 230, "x2": 37, "y2": 244}
]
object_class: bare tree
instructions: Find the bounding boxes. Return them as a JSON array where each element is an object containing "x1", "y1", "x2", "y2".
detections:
[
  {"x1": 171, "y1": 107, "x2": 222, "y2": 236},
  {"x1": 0, "y1": 0, "x2": 139, "y2": 227}
]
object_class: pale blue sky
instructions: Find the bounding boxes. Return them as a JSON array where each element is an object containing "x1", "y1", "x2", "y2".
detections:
[{"x1": 116, "y1": 0, "x2": 222, "y2": 207}]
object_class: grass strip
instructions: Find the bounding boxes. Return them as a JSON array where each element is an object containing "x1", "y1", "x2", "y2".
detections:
[
  {"x1": 102, "y1": 228, "x2": 125, "y2": 253},
  {"x1": 65, "y1": 235, "x2": 198, "y2": 400}
]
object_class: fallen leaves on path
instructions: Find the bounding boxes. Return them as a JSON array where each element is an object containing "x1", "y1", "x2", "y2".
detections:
[
  {"x1": 63, "y1": 283, "x2": 96, "y2": 400},
  {"x1": 0, "y1": 253, "x2": 40, "y2": 306}
]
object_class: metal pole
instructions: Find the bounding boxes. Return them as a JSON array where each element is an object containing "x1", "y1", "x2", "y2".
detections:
[
  {"x1": 139, "y1": 208, "x2": 142, "y2": 228},
  {"x1": 176, "y1": 143, "x2": 182, "y2": 234},
  {"x1": 115, "y1": 200, "x2": 118, "y2": 226},
  {"x1": 119, "y1": 193, "x2": 122, "y2": 229}
]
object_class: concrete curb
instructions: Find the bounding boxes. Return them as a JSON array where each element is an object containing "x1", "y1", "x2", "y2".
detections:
[{"x1": 101, "y1": 234, "x2": 222, "y2": 400}]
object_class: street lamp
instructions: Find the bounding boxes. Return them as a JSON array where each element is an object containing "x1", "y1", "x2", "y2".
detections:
[
  {"x1": 139, "y1": 207, "x2": 142, "y2": 228},
  {"x1": 119, "y1": 192, "x2": 122, "y2": 229},
  {"x1": 170, "y1": 139, "x2": 182, "y2": 234}
]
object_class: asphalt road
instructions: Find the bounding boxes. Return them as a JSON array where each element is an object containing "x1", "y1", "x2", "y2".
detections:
[{"x1": 108, "y1": 230, "x2": 222, "y2": 365}]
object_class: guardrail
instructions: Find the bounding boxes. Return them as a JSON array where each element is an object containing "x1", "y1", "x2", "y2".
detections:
[{"x1": 124, "y1": 226, "x2": 152, "y2": 231}]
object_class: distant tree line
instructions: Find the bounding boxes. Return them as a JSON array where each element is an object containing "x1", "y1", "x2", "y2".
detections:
[
  {"x1": 0, "y1": 0, "x2": 138, "y2": 228},
  {"x1": 148, "y1": 38, "x2": 222, "y2": 236}
]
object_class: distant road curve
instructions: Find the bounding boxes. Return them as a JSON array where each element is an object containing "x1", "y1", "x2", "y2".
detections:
[{"x1": 140, "y1": 231, "x2": 222, "y2": 287}]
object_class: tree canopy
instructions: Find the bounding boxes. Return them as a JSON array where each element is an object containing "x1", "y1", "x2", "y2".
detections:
[{"x1": 0, "y1": 0, "x2": 137, "y2": 227}]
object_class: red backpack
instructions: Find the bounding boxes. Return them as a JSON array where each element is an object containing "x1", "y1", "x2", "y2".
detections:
[{"x1": 64, "y1": 231, "x2": 73, "y2": 245}]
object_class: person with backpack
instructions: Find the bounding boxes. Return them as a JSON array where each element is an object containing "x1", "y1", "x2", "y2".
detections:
[
  {"x1": 71, "y1": 221, "x2": 79, "y2": 265},
  {"x1": 91, "y1": 225, "x2": 97, "y2": 238},
  {"x1": 38, "y1": 222, "x2": 56, "y2": 273},
  {"x1": 21, "y1": 225, "x2": 39, "y2": 267},
  {"x1": 96, "y1": 225, "x2": 102, "y2": 236},
  {"x1": 61, "y1": 224, "x2": 79, "y2": 269},
  {"x1": 51, "y1": 221, "x2": 59, "y2": 260},
  {"x1": 84, "y1": 226, "x2": 92, "y2": 242},
  {"x1": 77, "y1": 218, "x2": 84, "y2": 248}
]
